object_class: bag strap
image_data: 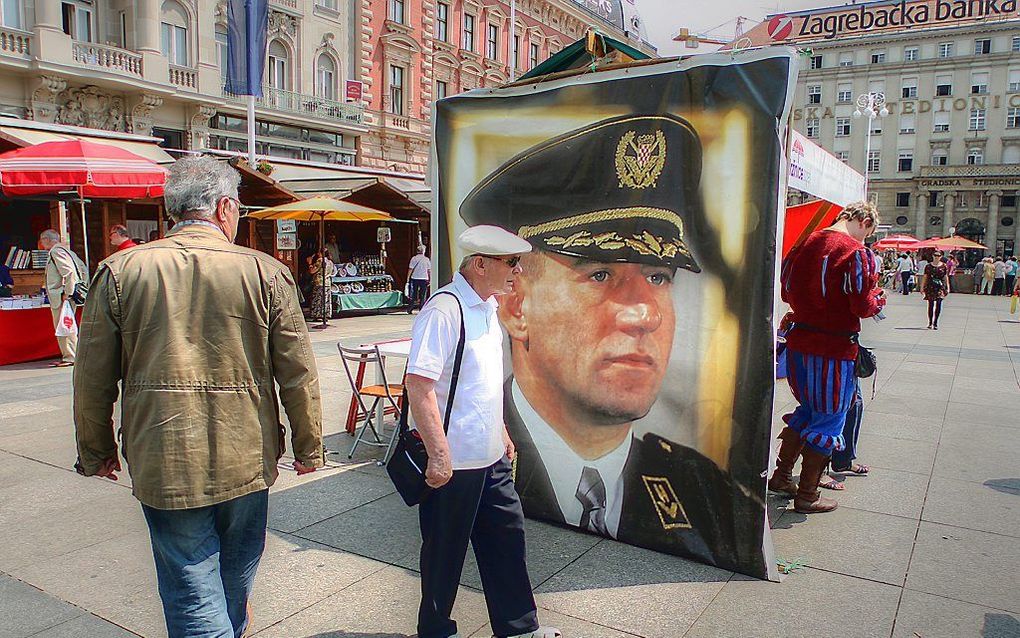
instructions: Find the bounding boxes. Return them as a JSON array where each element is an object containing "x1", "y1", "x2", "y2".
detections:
[
  {"x1": 399, "y1": 290, "x2": 466, "y2": 435},
  {"x1": 56, "y1": 247, "x2": 85, "y2": 282}
]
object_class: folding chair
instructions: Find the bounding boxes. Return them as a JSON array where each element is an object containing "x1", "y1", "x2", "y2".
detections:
[{"x1": 338, "y1": 343, "x2": 404, "y2": 464}]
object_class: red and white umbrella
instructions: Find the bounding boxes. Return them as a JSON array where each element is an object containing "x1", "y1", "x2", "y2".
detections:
[
  {"x1": 872, "y1": 234, "x2": 919, "y2": 251},
  {"x1": 0, "y1": 138, "x2": 167, "y2": 198}
]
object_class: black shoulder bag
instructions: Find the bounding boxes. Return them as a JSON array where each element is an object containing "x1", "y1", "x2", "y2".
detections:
[
  {"x1": 386, "y1": 291, "x2": 465, "y2": 506},
  {"x1": 793, "y1": 323, "x2": 877, "y2": 379}
]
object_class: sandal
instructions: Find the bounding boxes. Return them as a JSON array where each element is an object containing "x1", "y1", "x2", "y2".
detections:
[
  {"x1": 819, "y1": 474, "x2": 845, "y2": 490},
  {"x1": 831, "y1": 463, "x2": 870, "y2": 475}
]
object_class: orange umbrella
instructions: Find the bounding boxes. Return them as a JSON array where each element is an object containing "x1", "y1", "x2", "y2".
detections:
[{"x1": 914, "y1": 236, "x2": 987, "y2": 250}]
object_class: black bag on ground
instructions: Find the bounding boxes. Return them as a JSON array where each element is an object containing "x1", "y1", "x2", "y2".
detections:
[{"x1": 386, "y1": 292, "x2": 465, "y2": 506}]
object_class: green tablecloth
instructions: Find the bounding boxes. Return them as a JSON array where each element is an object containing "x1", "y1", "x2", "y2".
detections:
[{"x1": 332, "y1": 291, "x2": 404, "y2": 311}]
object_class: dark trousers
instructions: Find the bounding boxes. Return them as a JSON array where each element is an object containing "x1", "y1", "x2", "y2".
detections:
[
  {"x1": 831, "y1": 388, "x2": 863, "y2": 471},
  {"x1": 1006, "y1": 275, "x2": 1016, "y2": 296},
  {"x1": 418, "y1": 456, "x2": 538, "y2": 638},
  {"x1": 409, "y1": 278, "x2": 430, "y2": 309},
  {"x1": 927, "y1": 298, "x2": 943, "y2": 326},
  {"x1": 993, "y1": 278, "x2": 1005, "y2": 296},
  {"x1": 900, "y1": 271, "x2": 912, "y2": 295},
  {"x1": 141, "y1": 489, "x2": 269, "y2": 638}
]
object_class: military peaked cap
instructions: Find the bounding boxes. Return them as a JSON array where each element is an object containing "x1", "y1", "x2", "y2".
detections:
[{"x1": 458, "y1": 113, "x2": 703, "y2": 273}]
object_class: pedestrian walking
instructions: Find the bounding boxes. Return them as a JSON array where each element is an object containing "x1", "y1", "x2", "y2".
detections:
[
  {"x1": 923, "y1": 250, "x2": 951, "y2": 330},
  {"x1": 1005, "y1": 256, "x2": 1018, "y2": 296},
  {"x1": 40, "y1": 229, "x2": 88, "y2": 367},
  {"x1": 769, "y1": 201, "x2": 886, "y2": 514},
  {"x1": 993, "y1": 256, "x2": 1007, "y2": 296},
  {"x1": 73, "y1": 156, "x2": 324, "y2": 638},
  {"x1": 945, "y1": 254, "x2": 957, "y2": 292},
  {"x1": 308, "y1": 250, "x2": 334, "y2": 321},
  {"x1": 403, "y1": 225, "x2": 559, "y2": 638},
  {"x1": 896, "y1": 252, "x2": 913, "y2": 295},
  {"x1": 406, "y1": 244, "x2": 431, "y2": 313},
  {"x1": 981, "y1": 258, "x2": 995, "y2": 295}
]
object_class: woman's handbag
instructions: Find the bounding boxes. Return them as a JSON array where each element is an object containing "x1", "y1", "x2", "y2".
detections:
[{"x1": 386, "y1": 292, "x2": 465, "y2": 506}]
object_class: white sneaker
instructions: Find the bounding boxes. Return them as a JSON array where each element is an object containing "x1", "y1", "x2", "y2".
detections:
[{"x1": 503, "y1": 628, "x2": 562, "y2": 638}]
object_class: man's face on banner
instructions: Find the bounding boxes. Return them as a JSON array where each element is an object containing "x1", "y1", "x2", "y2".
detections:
[{"x1": 504, "y1": 250, "x2": 676, "y2": 426}]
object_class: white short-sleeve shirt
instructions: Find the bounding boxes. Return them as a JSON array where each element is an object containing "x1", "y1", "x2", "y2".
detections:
[
  {"x1": 406, "y1": 273, "x2": 505, "y2": 470},
  {"x1": 409, "y1": 254, "x2": 431, "y2": 280}
]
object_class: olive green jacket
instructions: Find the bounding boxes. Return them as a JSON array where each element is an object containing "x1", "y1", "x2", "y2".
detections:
[{"x1": 73, "y1": 223, "x2": 323, "y2": 509}]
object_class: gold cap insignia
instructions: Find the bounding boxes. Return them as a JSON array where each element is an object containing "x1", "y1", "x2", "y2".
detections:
[
  {"x1": 642, "y1": 475, "x2": 692, "y2": 530},
  {"x1": 615, "y1": 130, "x2": 666, "y2": 190}
]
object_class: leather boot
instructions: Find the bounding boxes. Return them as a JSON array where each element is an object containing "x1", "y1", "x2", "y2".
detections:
[
  {"x1": 794, "y1": 448, "x2": 839, "y2": 513},
  {"x1": 767, "y1": 427, "x2": 804, "y2": 496}
]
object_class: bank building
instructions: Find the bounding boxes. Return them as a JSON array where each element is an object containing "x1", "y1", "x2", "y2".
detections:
[{"x1": 738, "y1": 0, "x2": 1020, "y2": 258}]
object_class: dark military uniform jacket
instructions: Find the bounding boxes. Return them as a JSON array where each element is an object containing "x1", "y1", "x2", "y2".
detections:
[{"x1": 506, "y1": 378, "x2": 762, "y2": 573}]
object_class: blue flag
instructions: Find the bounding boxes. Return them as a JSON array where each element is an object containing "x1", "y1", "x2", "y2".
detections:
[{"x1": 225, "y1": 0, "x2": 268, "y2": 97}]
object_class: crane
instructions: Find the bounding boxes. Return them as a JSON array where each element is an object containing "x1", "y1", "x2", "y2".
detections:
[{"x1": 673, "y1": 16, "x2": 748, "y2": 49}]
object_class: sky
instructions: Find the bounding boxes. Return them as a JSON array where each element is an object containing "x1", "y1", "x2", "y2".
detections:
[{"x1": 633, "y1": 0, "x2": 830, "y2": 55}]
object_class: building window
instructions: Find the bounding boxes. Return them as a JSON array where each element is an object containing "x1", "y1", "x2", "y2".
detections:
[
  {"x1": 316, "y1": 0, "x2": 339, "y2": 8},
  {"x1": 967, "y1": 148, "x2": 984, "y2": 164},
  {"x1": 838, "y1": 52, "x2": 853, "y2": 66},
  {"x1": 1004, "y1": 193, "x2": 1018, "y2": 207},
  {"x1": 117, "y1": 10, "x2": 127, "y2": 47},
  {"x1": 807, "y1": 85, "x2": 821, "y2": 104},
  {"x1": 486, "y1": 24, "x2": 498, "y2": 60},
  {"x1": 870, "y1": 117, "x2": 883, "y2": 135},
  {"x1": 837, "y1": 83, "x2": 852, "y2": 103},
  {"x1": 836, "y1": 150, "x2": 849, "y2": 164},
  {"x1": 806, "y1": 118, "x2": 819, "y2": 138},
  {"x1": 835, "y1": 117, "x2": 851, "y2": 136},
  {"x1": 315, "y1": 54, "x2": 336, "y2": 100},
  {"x1": 901, "y1": 78, "x2": 917, "y2": 99},
  {"x1": 933, "y1": 112, "x2": 950, "y2": 133},
  {"x1": 974, "y1": 38, "x2": 991, "y2": 54},
  {"x1": 160, "y1": 1, "x2": 190, "y2": 67},
  {"x1": 896, "y1": 215, "x2": 909, "y2": 225},
  {"x1": 462, "y1": 14, "x2": 475, "y2": 51},
  {"x1": 971, "y1": 72, "x2": 989, "y2": 94},
  {"x1": 896, "y1": 192, "x2": 910, "y2": 207},
  {"x1": 904, "y1": 46, "x2": 919, "y2": 61},
  {"x1": 809, "y1": 55, "x2": 822, "y2": 69},
  {"x1": 436, "y1": 2, "x2": 448, "y2": 42},
  {"x1": 1008, "y1": 69, "x2": 1020, "y2": 93},
  {"x1": 267, "y1": 40, "x2": 289, "y2": 90},
  {"x1": 61, "y1": 1, "x2": 93, "y2": 41},
  {"x1": 389, "y1": 0, "x2": 405, "y2": 24},
  {"x1": 871, "y1": 50, "x2": 886, "y2": 64},
  {"x1": 900, "y1": 113, "x2": 916, "y2": 133},
  {"x1": 898, "y1": 151, "x2": 913, "y2": 172},
  {"x1": 975, "y1": 192, "x2": 986, "y2": 207},
  {"x1": 389, "y1": 65, "x2": 405, "y2": 115},
  {"x1": 1, "y1": 0, "x2": 21, "y2": 28},
  {"x1": 512, "y1": 34, "x2": 520, "y2": 69},
  {"x1": 970, "y1": 107, "x2": 986, "y2": 131},
  {"x1": 929, "y1": 191, "x2": 940, "y2": 208},
  {"x1": 1014, "y1": 36, "x2": 1020, "y2": 52},
  {"x1": 529, "y1": 42, "x2": 539, "y2": 69},
  {"x1": 435, "y1": 80, "x2": 447, "y2": 101},
  {"x1": 867, "y1": 150, "x2": 880, "y2": 173},
  {"x1": 932, "y1": 150, "x2": 948, "y2": 166},
  {"x1": 1005, "y1": 146, "x2": 1020, "y2": 164},
  {"x1": 935, "y1": 76, "x2": 952, "y2": 96},
  {"x1": 938, "y1": 42, "x2": 953, "y2": 58},
  {"x1": 1009, "y1": 107, "x2": 1020, "y2": 128}
]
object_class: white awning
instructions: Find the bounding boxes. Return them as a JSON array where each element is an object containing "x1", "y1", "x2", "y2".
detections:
[{"x1": 0, "y1": 125, "x2": 176, "y2": 165}]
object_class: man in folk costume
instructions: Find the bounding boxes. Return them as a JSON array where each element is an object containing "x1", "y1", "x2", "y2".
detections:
[{"x1": 769, "y1": 201, "x2": 886, "y2": 513}]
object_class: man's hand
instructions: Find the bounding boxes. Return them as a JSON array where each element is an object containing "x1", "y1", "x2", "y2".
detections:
[
  {"x1": 425, "y1": 452, "x2": 453, "y2": 489},
  {"x1": 95, "y1": 456, "x2": 121, "y2": 481},
  {"x1": 503, "y1": 425, "x2": 516, "y2": 461},
  {"x1": 293, "y1": 460, "x2": 317, "y2": 475}
]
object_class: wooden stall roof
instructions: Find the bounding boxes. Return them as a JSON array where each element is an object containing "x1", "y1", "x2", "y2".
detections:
[
  {"x1": 228, "y1": 158, "x2": 300, "y2": 208},
  {"x1": 278, "y1": 175, "x2": 429, "y2": 220}
]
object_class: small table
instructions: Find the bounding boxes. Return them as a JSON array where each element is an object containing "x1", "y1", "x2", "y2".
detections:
[
  {"x1": 0, "y1": 306, "x2": 72, "y2": 366},
  {"x1": 344, "y1": 337, "x2": 412, "y2": 435}
]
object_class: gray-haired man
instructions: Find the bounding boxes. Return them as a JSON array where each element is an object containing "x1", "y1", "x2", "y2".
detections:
[
  {"x1": 40, "y1": 228, "x2": 87, "y2": 367},
  {"x1": 73, "y1": 156, "x2": 324, "y2": 637}
]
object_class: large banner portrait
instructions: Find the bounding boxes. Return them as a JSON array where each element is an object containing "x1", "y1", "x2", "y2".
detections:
[{"x1": 432, "y1": 49, "x2": 798, "y2": 580}]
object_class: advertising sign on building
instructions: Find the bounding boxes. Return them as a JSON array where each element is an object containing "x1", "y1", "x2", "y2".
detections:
[
  {"x1": 345, "y1": 80, "x2": 364, "y2": 103},
  {"x1": 787, "y1": 130, "x2": 867, "y2": 206},
  {"x1": 433, "y1": 49, "x2": 799, "y2": 580}
]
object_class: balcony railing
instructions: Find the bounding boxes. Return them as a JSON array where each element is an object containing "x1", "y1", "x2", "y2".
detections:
[
  {"x1": 272, "y1": 0, "x2": 299, "y2": 8},
  {"x1": 72, "y1": 41, "x2": 142, "y2": 77},
  {"x1": 920, "y1": 164, "x2": 1020, "y2": 178},
  {"x1": 0, "y1": 27, "x2": 31, "y2": 58},
  {"x1": 169, "y1": 64, "x2": 197, "y2": 90},
  {"x1": 222, "y1": 83, "x2": 365, "y2": 125}
]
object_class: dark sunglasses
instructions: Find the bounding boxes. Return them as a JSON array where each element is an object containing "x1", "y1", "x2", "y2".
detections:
[{"x1": 477, "y1": 254, "x2": 521, "y2": 267}]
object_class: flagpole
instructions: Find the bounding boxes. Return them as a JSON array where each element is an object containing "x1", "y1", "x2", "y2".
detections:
[
  {"x1": 509, "y1": 0, "x2": 517, "y2": 80},
  {"x1": 247, "y1": 94, "x2": 256, "y2": 167}
]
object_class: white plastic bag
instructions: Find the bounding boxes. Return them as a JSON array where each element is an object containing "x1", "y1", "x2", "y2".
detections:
[{"x1": 55, "y1": 301, "x2": 77, "y2": 337}]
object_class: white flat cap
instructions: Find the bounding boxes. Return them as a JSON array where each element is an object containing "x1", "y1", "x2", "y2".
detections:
[{"x1": 456, "y1": 225, "x2": 532, "y2": 256}]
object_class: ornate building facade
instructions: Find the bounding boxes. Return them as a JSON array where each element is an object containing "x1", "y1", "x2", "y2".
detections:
[{"x1": 738, "y1": 1, "x2": 1020, "y2": 256}]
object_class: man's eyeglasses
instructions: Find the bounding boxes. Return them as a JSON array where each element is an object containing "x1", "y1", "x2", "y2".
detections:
[{"x1": 477, "y1": 254, "x2": 521, "y2": 268}]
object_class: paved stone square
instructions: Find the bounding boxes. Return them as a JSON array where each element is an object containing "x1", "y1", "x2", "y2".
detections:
[{"x1": 2, "y1": 293, "x2": 1019, "y2": 637}]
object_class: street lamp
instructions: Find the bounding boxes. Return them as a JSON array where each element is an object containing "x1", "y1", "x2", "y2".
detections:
[{"x1": 853, "y1": 92, "x2": 889, "y2": 193}]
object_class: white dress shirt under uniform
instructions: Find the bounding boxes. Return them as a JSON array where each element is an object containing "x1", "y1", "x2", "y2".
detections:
[
  {"x1": 511, "y1": 380, "x2": 631, "y2": 538},
  {"x1": 407, "y1": 273, "x2": 506, "y2": 470}
]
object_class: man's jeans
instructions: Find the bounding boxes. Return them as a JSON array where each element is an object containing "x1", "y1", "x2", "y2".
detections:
[{"x1": 142, "y1": 489, "x2": 269, "y2": 638}]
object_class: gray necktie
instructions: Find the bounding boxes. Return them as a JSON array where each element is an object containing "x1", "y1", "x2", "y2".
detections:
[{"x1": 575, "y1": 466, "x2": 609, "y2": 536}]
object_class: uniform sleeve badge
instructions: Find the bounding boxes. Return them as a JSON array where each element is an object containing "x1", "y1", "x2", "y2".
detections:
[{"x1": 642, "y1": 475, "x2": 692, "y2": 530}]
